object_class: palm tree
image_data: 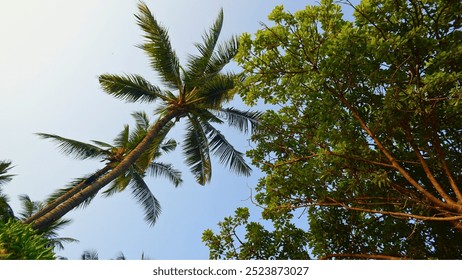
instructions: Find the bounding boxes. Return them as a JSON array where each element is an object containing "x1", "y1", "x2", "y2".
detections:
[
  {"x1": 26, "y1": 111, "x2": 181, "y2": 230},
  {"x1": 80, "y1": 249, "x2": 99, "y2": 260},
  {"x1": 28, "y1": 2, "x2": 260, "y2": 232}
]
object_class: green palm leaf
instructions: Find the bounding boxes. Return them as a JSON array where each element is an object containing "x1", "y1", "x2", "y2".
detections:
[
  {"x1": 147, "y1": 162, "x2": 182, "y2": 187},
  {"x1": 36, "y1": 133, "x2": 109, "y2": 160},
  {"x1": 113, "y1": 125, "x2": 130, "y2": 150},
  {"x1": 99, "y1": 73, "x2": 164, "y2": 103},
  {"x1": 102, "y1": 172, "x2": 131, "y2": 197},
  {"x1": 202, "y1": 121, "x2": 252, "y2": 177},
  {"x1": 214, "y1": 107, "x2": 262, "y2": 134},
  {"x1": 186, "y1": 9, "x2": 224, "y2": 80},
  {"x1": 135, "y1": 2, "x2": 182, "y2": 90},
  {"x1": 183, "y1": 117, "x2": 212, "y2": 184},
  {"x1": 187, "y1": 73, "x2": 236, "y2": 110},
  {"x1": 132, "y1": 111, "x2": 151, "y2": 131},
  {"x1": 206, "y1": 37, "x2": 239, "y2": 75},
  {"x1": 0, "y1": 160, "x2": 14, "y2": 187},
  {"x1": 159, "y1": 138, "x2": 177, "y2": 153},
  {"x1": 130, "y1": 171, "x2": 162, "y2": 226}
]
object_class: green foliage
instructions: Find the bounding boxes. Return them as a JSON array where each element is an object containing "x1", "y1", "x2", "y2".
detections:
[
  {"x1": 0, "y1": 219, "x2": 56, "y2": 260},
  {"x1": 202, "y1": 208, "x2": 309, "y2": 259},
  {"x1": 206, "y1": 0, "x2": 462, "y2": 259}
]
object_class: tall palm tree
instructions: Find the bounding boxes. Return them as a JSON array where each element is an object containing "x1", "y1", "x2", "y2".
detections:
[
  {"x1": 28, "y1": 2, "x2": 260, "y2": 232},
  {"x1": 26, "y1": 111, "x2": 181, "y2": 230}
]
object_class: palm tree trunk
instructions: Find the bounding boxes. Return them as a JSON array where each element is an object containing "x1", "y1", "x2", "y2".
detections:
[
  {"x1": 23, "y1": 164, "x2": 112, "y2": 226},
  {"x1": 30, "y1": 110, "x2": 179, "y2": 232}
]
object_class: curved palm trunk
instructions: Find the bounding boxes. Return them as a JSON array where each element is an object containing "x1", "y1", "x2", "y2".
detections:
[
  {"x1": 30, "y1": 110, "x2": 179, "y2": 232},
  {"x1": 23, "y1": 164, "x2": 112, "y2": 226}
]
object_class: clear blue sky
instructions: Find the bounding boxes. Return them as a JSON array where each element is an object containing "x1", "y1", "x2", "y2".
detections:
[{"x1": 0, "y1": 0, "x2": 352, "y2": 260}]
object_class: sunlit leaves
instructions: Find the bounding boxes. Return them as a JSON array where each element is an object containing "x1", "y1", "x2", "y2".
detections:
[{"x1": 223, "y1": 0, "x2": 462, "y2": 259}]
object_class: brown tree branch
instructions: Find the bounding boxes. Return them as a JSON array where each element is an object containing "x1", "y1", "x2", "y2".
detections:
[
  {"x1": 329, "y1": 86, "x2": 461, "y2": 214},
  {"x1": 319, "y1": 253, "x2": 407, "y2": 260},
  {"x1": 403, "y1": 123, "x2": 456, "y2": 204}
]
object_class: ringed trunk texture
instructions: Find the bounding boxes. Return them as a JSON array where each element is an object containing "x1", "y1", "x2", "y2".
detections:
[
  {"x1": 30, "y1": 111, "x2": 178, "y2": 232},
  {"x1": 23, "y1": 165, "x2": 112, "y2": 226}
]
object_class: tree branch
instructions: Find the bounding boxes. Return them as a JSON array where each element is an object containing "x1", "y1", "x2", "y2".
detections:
[{"x1": 319, "y1": 253, "x2": 407, "y2": 260}]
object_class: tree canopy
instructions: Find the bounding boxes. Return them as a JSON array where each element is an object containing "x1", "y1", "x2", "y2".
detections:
[{"x1": 204, "y1": 0, "x2": 462, "y2": 259}]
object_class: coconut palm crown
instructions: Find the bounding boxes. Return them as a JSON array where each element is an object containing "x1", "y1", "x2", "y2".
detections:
[
  {"x1": 27, "y1": 111, "x2": 180, "y2": 228},
  {"x1": 99, "y1": 2, "x2": 260, "y2": 184}
]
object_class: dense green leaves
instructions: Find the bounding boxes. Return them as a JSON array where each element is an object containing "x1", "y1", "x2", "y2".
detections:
[
  {"x1": 203, "y1": 208, "x2": 309, "y2": 260},
  {"x1": 0, "y1": 219, "x2": 56, "y2": 260},
  {"x1": 206, "y1": 0, "x2": 462, "y2": 259}
]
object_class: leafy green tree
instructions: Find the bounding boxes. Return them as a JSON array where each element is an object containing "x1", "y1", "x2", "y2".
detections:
[
  {"x1": 206, "y1": 0, "x2": 462, "y2": 259},
  {"x1": 27, "y1": 2, "x2": 259, "y2": 232},
  {"x1": 27, "y1": 111, "x2": 181, "y2": 230},
  {"x1": 202, "y1": 207, "x2": 309, "y2": 259}
]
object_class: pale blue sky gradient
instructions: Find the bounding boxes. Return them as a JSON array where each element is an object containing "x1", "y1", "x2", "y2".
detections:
[{"x1": 1, "y1": 1, "x2": 338, "y2": 259}]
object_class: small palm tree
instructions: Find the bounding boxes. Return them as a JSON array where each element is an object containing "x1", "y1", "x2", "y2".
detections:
[
  {"x1": 80, "y1": 249, "x2": 99, "y2": 260},
  {"x1": 28, "y1": 1, "x2": 260, "y2": 231},
  {"x1": 27, "y1": 111, "x2": 181, "y2": 230}
]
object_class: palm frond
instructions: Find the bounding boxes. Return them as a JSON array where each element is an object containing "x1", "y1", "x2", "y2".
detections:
[
  {"x1": 81, "y1": 250, "x2": 99, "y2": 260},
  {"x1": 99, "y1": 73, "x2": 164, "y2": 103},
  {"x1": 36, "y1": 133, "x2": 109, "y2": 160},
  {"x1": 135, "y1": 2, "x2": 182, "y2": 90},
  {"x1": 183, "y1": 117, "x2": 212, "y2": 185},
  {"x1": 17, "y1": 194, "x2": 43, "y2": 220},
  {"x1": 186, "y1": 8, "x2": 224, "y2": 79},
  {"x1": 0, "y1": 160, "x2": 14, "y2": 187},
  {"x1": 190, "y1": 73, "x2": 236, "y2": 109},
  {"x1": 132, "y1": 111, "x2": 151, "y2": 131},
  {"x1": 114, "y1": 252, "x2": 126, "y2": 260},
  {"x1": 90, "y1": 140, "x2": 113, "y2": 149},
  {"x1": 159, "y1": 138, "x2": 177, "y2": 153},
  {"x1": 102, "y1": 172, "x2": 131, "y2": 197},
  {"x1": 202, "y1": 121, "x2": 252, "y2": 177},
  {"x1": 130, "y1": 171, "x2": 162, "y2": 227},
  {"x1": 206, "y1": 36, "x2": 239, "y2": 76},
  {"x1": 214, "y1": 107, "x2": 262, "y2": 134},
  {"x1": 113, "y1": 124, "x2": 130, "y2": 149},
  {"x1": 147, "y1": 162, "x2": 182, "y2": 187},
  {"x1": 41, "y1": 217, "x2": 78, "y2": 250},
  {"x1": 47, "y1": 236, "x2": 79, "y2": 251}
]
